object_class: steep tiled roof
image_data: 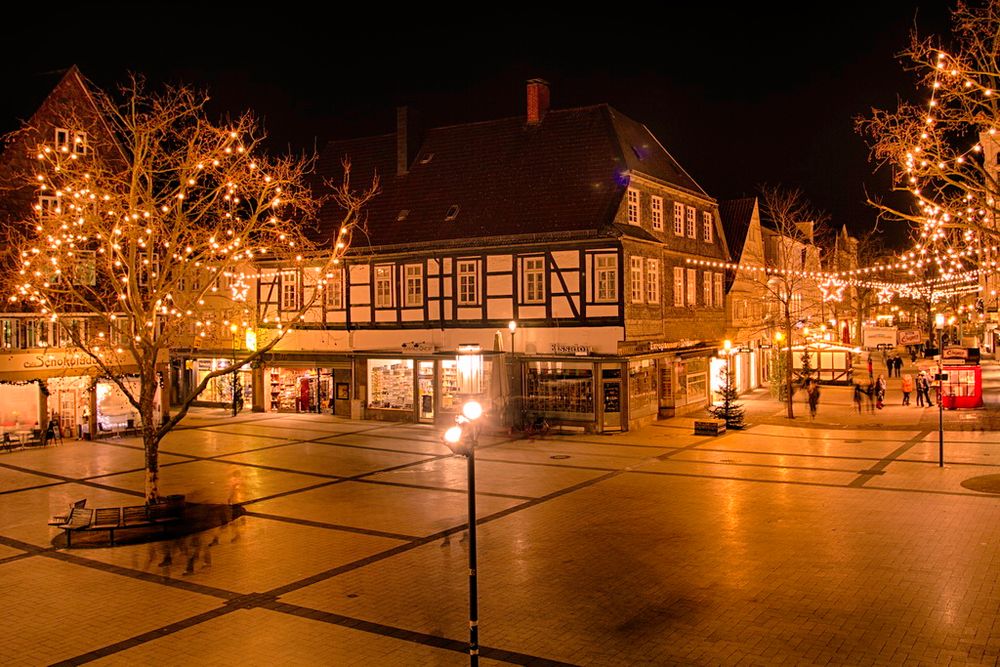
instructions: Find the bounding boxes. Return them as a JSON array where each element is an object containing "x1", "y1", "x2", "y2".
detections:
[
  {"x1": 608, "y1": 108, "x2": 707, "y2": 198},
  {"x1": 314, "y1": 104, "x2": 711, "y2": 249},
  {"x1": 718, "y1": 198, "x2": 756, "y2": 263}
]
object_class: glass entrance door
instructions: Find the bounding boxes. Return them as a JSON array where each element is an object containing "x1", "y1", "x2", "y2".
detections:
[{"x1": 418, "y1": 361, "x2": 435, "y2": 423}]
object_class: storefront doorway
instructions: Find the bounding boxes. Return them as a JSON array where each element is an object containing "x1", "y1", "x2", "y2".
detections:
[
  {"x1": 47, "y1": 375, "x2": 89, "y2": 437},
  {"x1": 599, "y1": 365, "x2": 622, "y2": 431},
  {"x1": 418, "y1": 361, "x2": 434, "y2": 423}
]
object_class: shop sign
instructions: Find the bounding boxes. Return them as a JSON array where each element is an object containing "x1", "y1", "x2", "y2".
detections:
[
  {"x1": 943, "y1": 346, "x2": 969, "y2": 360},
  {"x1": 862, "y1": 326, "x2": 897, "y2": 349},
  {"x1": 759, "y1": 344, "x2": 772, "y2": 349},
  {"x1": 898, "y1": 329, "x2": 922, "y2": 345},
  {"x1": 739, "y1": 347, "x2": 752, "y2": 353},
  {"x1": 400, "y1": 341, "x2": 433, "y2": 353},
  {"x1": 21, "y1": 352, "x2": 93, "y2": 370},
  {"x1": 551, "y1": 343, "x2": 591, "y2": 355}
]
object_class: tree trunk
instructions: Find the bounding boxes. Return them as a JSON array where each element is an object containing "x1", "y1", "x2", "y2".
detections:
[
  {"x1": 140, "y1": 368, "x2": 160, "y2": 504},
  {"x1": 783, "y1": 302, "x2": 795, "y2": 419}
]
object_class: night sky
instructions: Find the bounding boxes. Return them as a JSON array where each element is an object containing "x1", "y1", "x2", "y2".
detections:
[{"x1": 0, "y1": 4, "x2": 953, "y2": 248}]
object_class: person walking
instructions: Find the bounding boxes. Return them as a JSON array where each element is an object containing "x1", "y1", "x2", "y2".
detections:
[
  {"x1": 807, "y1": 380, "x2": 820, "y2": 419},
  {"x1": 901, "y1": 374, "x2": 913, "y2": 406},
  {"x1": 865, "y1": 382, "x2": 876, "y2": 414},
  {"x1": 875, "y1": 374, "x2": 887, "y2": 409},
  {"x1": 853, "y1": 383, "x2": 864, "y2": 414},
  {"x1": 896, "y1": 356, "x2": 904, "y2": 378},
  {"x1": 867, "y1": 356, "x2": 873, "y2": 379}
]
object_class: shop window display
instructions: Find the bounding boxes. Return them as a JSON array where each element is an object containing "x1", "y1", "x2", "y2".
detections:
[
  {"x1": 368, "y1": 359, "x2": 414, "y2": 410},
  {"x1": 628, "y1": 359, "x2": 657, "y2": 419},
  {"x1": 439, "y1": 359, "x2": 493, "y2": 412},
  {"x1": 96, "y1": 378, "x2": 141, "y2": 433},
  {"x1": 524, "y1": 362, "x2": 594, "y2": 418}
]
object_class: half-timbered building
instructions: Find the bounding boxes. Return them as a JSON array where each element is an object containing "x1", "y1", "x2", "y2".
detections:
[
  {"x1": 176, "y1": 80, "x2": 731, "y2": 431},
  {"x1": 0, "y1": 67, "x2": 158, "y2": 439}
]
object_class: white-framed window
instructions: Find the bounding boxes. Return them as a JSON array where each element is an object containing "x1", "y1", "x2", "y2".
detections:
[
  {"x1": 404, "y1": 264, "x2": 423, "y2": 307},
  {"x1": 374, "y1": 265, "x2": 394, "y2": 308},
  {"x1": 673, "y1": 202, "x2": 684, "y2": 236},
  {"x1": 596, "y1": 254, "x2": 617, "y2": 302},
  {"x1": 281, "y1": 271, "x2": 300, "y2": 310},
  {"x1": 703, "y1": 272, "x2": 713, "y2": 307},
  {"x1": 73, "y1": 250, "x2": 96, "y2": 286},
  {"x1": 523, "y1": 257, "x2": 545, "y2": 304},
  {"x1": 630, "y1": 256, "x2": 643, "y2": 303},
  {"x1": 651, "y1": 196, "x2": 663, "y2": 231},
  {"x1": 673, "y1": 267, "x2": 684, "y2": 307},
  {"x1": 703, "y1": 212, "x2": 714, "y2": 242},
  {"x1": 325, "y1": 270, "x2": 343, "y2": 309},
  {"x1": 37, "y1": 195, "x2": 59, "y2": 217},
  {"x1": 714, "y1": 272, "x2": 724, "y2": 308},
  {"x1": 686, "y1": 206, "x2": 697, "y2": 238},
  {"x1": 627, "y1": 188, "x2": 640, "y2": 226},
  {"x1": 646, "y1": 258, "x2": 659, "y2": 304},
  {"x1": 55, "y1": 128, "x2": 87, "y2": 155},
  {"x1": 686, "y1": 268, "x2": 697, "y2": 305},
  {"x1": 457, "y1": 260, "x2": 479, "y2": 305}
]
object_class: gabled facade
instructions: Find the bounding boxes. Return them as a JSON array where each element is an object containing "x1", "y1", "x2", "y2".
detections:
[
  {"x1": 719, "y1": 198, "x2": 769, "y2": 393},
  {"x1": 0, "y1": 67, "x2": 154, "y2": 439},
  {"x1": 175, "y1": 81, "x2": 732, "y2": 431}
]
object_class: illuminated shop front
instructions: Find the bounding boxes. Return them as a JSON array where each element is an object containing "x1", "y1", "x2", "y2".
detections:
[
  {"x1": 267, "y1": 367, "x2": 337, "y2": 413},
  {"x1": 190, "y1": 358, "x2": 253, "y2": 411},
  {"x1": 365, "y1": 356, "x2": 495, "y2": 424}
]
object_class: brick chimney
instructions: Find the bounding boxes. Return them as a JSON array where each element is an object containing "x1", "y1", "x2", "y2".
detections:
[
  {"x1": 526, "y1": 78, "x2": 550, "y2": 125},
  {"x1": 396, "y1": 106, "x2": 422, "y2": 176}
]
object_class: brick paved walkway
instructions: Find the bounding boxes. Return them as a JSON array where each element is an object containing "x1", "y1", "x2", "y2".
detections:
[{"x1": 3, "y1": 407, "x2": 1000, "y2": 665}]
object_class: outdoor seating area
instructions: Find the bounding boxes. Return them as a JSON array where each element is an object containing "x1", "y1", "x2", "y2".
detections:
[{"x1": 0, "y1": 418, "x2": 64, "y2": 453}]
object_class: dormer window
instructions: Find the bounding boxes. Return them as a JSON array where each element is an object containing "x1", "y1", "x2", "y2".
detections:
[
  {"x1": 445, "y1": 205, "x2": 460, "y2": 221},
  {"x1": 397, "y1": 209, "x2": 409, "y2": 222}
]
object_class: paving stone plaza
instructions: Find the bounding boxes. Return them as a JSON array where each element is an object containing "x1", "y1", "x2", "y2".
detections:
[{"x1": 3, "y1": 389, "x2": 1000, "y2": 666}]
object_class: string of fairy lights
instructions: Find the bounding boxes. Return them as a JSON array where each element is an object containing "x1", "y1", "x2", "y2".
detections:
[{"x1": 15, "y1": 122, "x2": 351, "y2": 364}]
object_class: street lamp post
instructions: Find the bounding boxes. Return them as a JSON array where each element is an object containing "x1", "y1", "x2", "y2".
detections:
[
  {"x1": 444, "y1": 344, "x2": 484, "y2": 666},
  {"x1": 935, "y1": 313, "x2": 945, "y2": 468},
  {"x1": 508, "y1": 320, "x2": 517, "y2": 354}
]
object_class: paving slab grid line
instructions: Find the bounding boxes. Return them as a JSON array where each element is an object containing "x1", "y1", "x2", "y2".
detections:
[{"x1": 2, "y1": 410, "x2": 1000, "y2": 665}]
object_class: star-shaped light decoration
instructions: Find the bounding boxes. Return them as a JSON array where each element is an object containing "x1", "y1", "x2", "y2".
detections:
[
  {"x1": 877, "y1": 286, "x2": 895, "y2": 304},
  {"x1": 819, "y1": 277, "x2": 846, "y2": 303}
]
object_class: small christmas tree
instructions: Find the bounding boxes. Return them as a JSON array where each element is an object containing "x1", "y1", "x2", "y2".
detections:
[
  {"x1": 799, "y1": 349, "x2": 815, "y2": 387},
  {"x1": 708, "y1": 359, "x2": 745, "y2": 429}
]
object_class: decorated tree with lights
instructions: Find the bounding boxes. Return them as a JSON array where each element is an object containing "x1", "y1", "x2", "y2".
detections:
[
  {"x1": 860, "y1": 1, "x2": 1000, "y2": 297},
  {"x1": 2, "y1": 79, "x2": 377, "y2": 503},
  {"x1": 757, "y1": 184, "x2": 827, "y2": 419},
  {"x1": 708, "y1": 355, "x2": 744, "y2": 429}
]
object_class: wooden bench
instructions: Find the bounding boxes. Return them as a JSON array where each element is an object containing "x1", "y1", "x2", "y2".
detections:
[
  {"x1": 53, "y1": 507, "x2": 94, "y2": 547},
  {"x1": 694, "y1": 419, "x2": 726, "y2": 436},
  {"x1": 51, "y1": 496, "x2": 185, "y2": 547},
  {"x1": 48, "y1": 499, "x2": 87, "y2": 525}
]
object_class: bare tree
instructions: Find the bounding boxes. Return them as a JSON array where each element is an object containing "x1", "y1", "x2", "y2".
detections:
[
  {"x1": 3, "y1": 78, "x2": 377, "y2": 502},
  {"x1": 859, "y1": 0, "x2": 1000, "y2": 271},
  {"x1": 757, "y1": 185, "x2": 827, "y2": 419}
]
